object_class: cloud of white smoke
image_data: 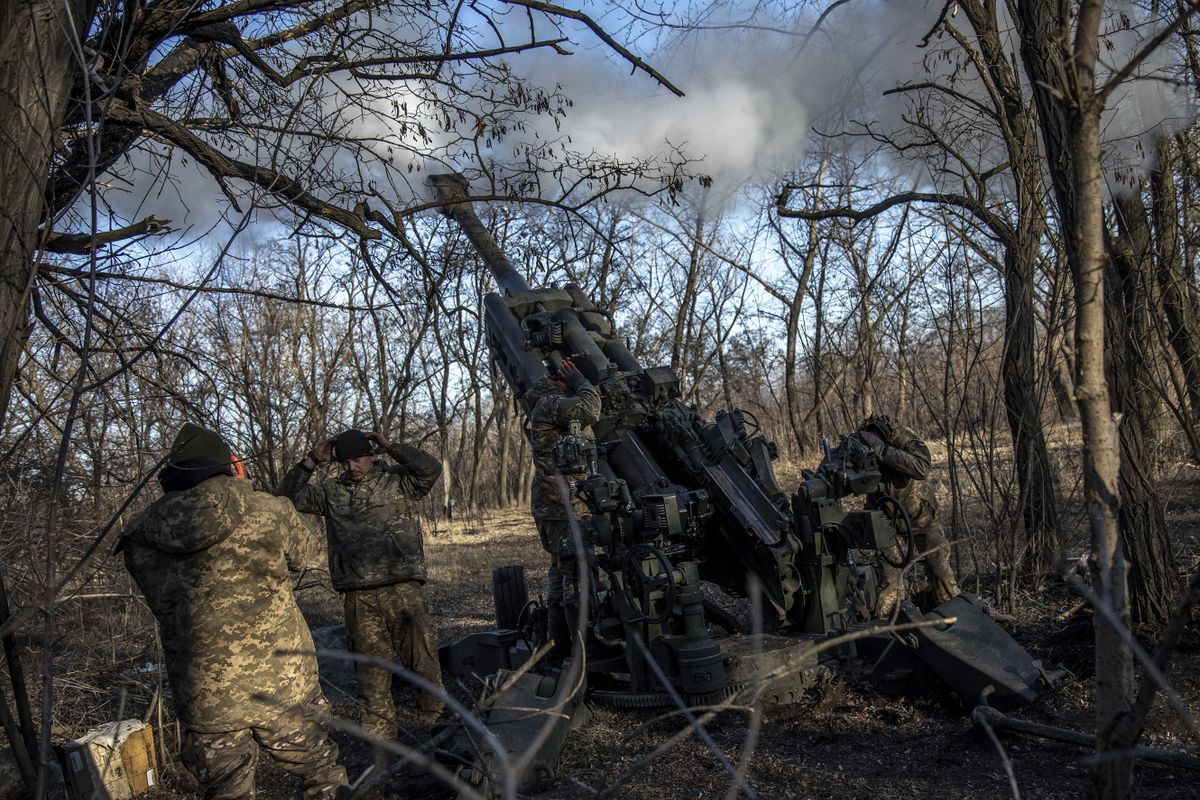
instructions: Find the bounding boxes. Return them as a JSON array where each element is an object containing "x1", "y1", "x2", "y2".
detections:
[
  {"x1": 499, "y1": 1, "x2": 946, "y2": 199},
  {"x1": 88, "y1": 0, "x2": 1196, "y2": 238},
  {"x1": 499, "y1": 0, "x2": 1193, "y2": 205}
]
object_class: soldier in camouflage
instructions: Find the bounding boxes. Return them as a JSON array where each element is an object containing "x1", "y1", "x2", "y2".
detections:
[
  {"x1": 527, "y1": 358, "x2": 602, "y2": 660},
  {"x1": 277, "y1": 429, "x2": 444, "y2": 741},
  {"x1": 855, "y1": 415, "x2": 961, "y2": 616},
  {"x1": 121, "y1": 423, "x2": 347, "y2": 800}
]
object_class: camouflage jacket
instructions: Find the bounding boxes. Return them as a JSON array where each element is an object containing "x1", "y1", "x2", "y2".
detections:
[
  {"x1": 865, "y1": 424, "x2": 939, "y2": 531},
  {"x1": 121, "y1": 475, "x2": 321, "y2": 733},
  {"x1": 529, "y1": 379, "x2": 602, "y2": 521},
  {"x1": 277, "y1": 443, "x2": 441, "y2": 591}
]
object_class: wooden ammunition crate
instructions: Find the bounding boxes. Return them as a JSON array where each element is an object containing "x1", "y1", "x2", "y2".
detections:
[{"x1": 59, "y1": 721, "x2": 157, "y2": 800}]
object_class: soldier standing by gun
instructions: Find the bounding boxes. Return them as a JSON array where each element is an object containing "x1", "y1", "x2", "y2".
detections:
[
  {"x1": 527, "y1": 358, "x2": 602, "y2": 661},
  {"x1": 121, "y1": 423, "x2": 347, "y2": 800},
  {"x1": 854, "y1": 415, "x2": 961, "y2": 616},
  {"x1": 277, "y1": 429, "x2": 445, "y2": 742}
]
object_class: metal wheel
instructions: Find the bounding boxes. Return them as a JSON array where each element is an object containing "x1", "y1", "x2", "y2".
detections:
[{"x1": 622, "y1": 545, "x2": 676, "y2": 625}]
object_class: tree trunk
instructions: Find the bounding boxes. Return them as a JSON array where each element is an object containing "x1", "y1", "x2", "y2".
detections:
[
  {"x1": 1112, "y1": 192, "x2": 1166, "y2": 438},
  {"x1": 810, "y1": 256, "x2": 828, "y2": 436},
  {"x1": 0, "y1": 0, "x2": 89, "y2": 425},
  {"x1": 958, "y1": 0, "x2": 1064, "y2": 577},
  {"x1": 452, "y1": 394, "x2": 471, "y2": 509},
  {"x1": 517, "y1": 431, "x2": 533, "y2": 509},
  {"x1": 1105, "y1": 251, "x2": 1178, "y2": 623},
  {"x1": 778, "y1": 166, "x2": 826, "y2": 453},
  {"x1": 1051, "y1": 334, "x2": 1078, "y2": 421},
  {"x1": 1016, "y1": 1, "x2": 1135, "y2": 795},
  {"x1": 1017, "y1": 0, "x2": 1176, "y2": 629},
  {"x1": 783, "y1": 286, "x2": 806, "y2": 450},
  {"x1": 994, "y1": 112, "x2": 1062, "y2": 578},
  {"x1": 438, "y1": 433, "x2": 452, "y2": 519},
  {"x1": 496, "y1": 383, "x2": 513, "y2": 508},
  {"x1": 1151, "y1": 137, "x2": 1200, "y2": 449},
  {"x1": 852, "y1": 251, "x2": 875, "y2": 421},
  {"x1": 1074, "y1": 103, "x2": 1137, "y2": 800},
  {"x1": 1001, "y1": 240, "x2": 1062, "y2": 577},
  {"x1": 896, "y1": 303, "x2": 910, "y2": 420},
  {"x1": 671, "y1": 211, "x2": 705, "y2": 387}
]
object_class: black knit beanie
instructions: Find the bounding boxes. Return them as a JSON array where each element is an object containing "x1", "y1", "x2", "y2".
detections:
[
  {"x1": 158, "y1": 422, "x2": 234, "y2": 492},
  {"x1": 332, "y1": 429, "x2": 373, "y2": 461}
]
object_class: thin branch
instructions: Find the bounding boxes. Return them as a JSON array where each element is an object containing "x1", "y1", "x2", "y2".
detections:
[
  {"x1": 974, "y1": 706, "x2": 1200, "y2": 771},
  {"x1": 39, "y1": 264, "x2": 384, "y2": 312},
  {"x1": 1097, "y1": 4, "x2": 1200, "y2": 105},
  {"x1": 972, "y1": 705, "x2": 1024, "y2": 799},
  {"x1": 776, "y1": 188, "x2": 1014, "y2": 243},
  {"x1": 1127, "y1": 567, "x2": 1200, "y2": 739},
  {"x1": 501, "y1": 0, "x2": 685, "y2": 96},
  {"x1": 102, "y1": 99, "x2": 381, "y2": 240},
  {"x1": 42, "y1": 216, "x2": 171, "y2": 254},
  {"x1": 882, "y1": 81, "x2": 998, "y2": 123}
]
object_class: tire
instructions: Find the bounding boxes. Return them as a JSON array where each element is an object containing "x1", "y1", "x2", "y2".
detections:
[{"x1": 492, "y1": 565, "x2": 528, "y2": 631}]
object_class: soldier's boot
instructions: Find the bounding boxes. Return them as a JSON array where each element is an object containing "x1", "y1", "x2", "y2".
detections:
[
  {"x1": 926, "y1": 545, "x2": 961, "y2": 604},
  {"x1": 548, "y1": 605, "x2": 572, "y2": 662},
  {"x1": 416, "y1": 674, "x2": 446, "y2": 725},
  {"x1": 876, "y1": 561, "x2": 902, "y2": 618},
  {"x1": 359, "y1": 715, "x2": 398, "y2": 773},
  {"x1": 416, "y1": 698, "x2": 445, "y2": 724}
]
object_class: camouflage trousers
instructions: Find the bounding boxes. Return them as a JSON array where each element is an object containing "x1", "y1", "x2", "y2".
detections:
[
  {"x1": 179, "y1": 692, "x2": 346, "y2": 800},
  {"x1": 535, "y1": 518, "x2": 591, "y2": 609},
  {"x1": 877, "y1": 522, "x2": 961, "y2": 616},
  {"x1": 344, "y1": 581, "x2": 445, "y2": 738}
]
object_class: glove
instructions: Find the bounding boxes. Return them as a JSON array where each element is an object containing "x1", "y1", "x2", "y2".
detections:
[
  {"x1": 855, "y1": 430, "x2": 886, "y2": 455},
  {"x1": 557, "y1": 358, "x2": 588, "y2": 392},
  {"x1": 860, "y1": 414, "x2": 896, "y2": 444}
]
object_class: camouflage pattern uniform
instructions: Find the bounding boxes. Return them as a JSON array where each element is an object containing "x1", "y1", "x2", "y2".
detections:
[
  {"x1": 527, "y1": 376, "x2": 602, "y2": 640},
  {"x1": 277, "y1": 443, "x2": 443, "y2": 737},
  {"x1": 122, "y1": 474, "x2": 346, "y2": 800},
  {"x1": 860, "y1": 417, "x2": 961, "y2": 615}
]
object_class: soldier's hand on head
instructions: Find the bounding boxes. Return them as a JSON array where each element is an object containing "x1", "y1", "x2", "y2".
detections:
[
  {"x1": 855, "y1": 430, "x2": 886, "y2": 454},
  {"x1": 312, "y1": 438, "x2": 334, "y2": 463},
  {"x1": 557, "y1": 358, "x2": 588, "y2": 392},
  {"x1": 365, "y1": 431, "x2": 391, "y2": 452}
]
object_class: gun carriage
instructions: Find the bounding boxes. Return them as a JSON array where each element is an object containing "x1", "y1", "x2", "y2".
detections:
[{"x1": 426, "y1": 174, "x2": 1053, "y2": 793}]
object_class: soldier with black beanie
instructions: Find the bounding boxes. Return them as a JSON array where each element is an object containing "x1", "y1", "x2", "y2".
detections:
[
  {"x1": 277, "y1": 428, "x2": 444, "y2": 744},
  {"x1": 122, "y1": 423, "x2": 346, "y2": 800}
]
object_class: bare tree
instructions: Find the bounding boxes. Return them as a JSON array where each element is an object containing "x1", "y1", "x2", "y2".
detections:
[
  {"x1": 0, "y1": 0, "x2": 693, "y2": 438},
  {"x1": 1013, "y1": 0, "x2": 1196, "y2": 794}
]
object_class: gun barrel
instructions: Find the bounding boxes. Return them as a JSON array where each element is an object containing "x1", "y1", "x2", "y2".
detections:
[{"x1": 428, "y1": 174, "x2": 531, "y2": 294}]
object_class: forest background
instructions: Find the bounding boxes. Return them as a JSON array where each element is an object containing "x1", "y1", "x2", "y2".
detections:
[{"x1": 2, "y1": 1, "x2": 1199, "y2": 799}]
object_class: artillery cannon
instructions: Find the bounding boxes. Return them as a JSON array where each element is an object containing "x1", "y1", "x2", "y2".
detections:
[{"x1": 426, "y1": 174, "x2": 1055, "y2": 794}]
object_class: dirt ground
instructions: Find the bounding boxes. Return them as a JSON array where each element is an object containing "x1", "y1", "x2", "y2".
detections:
[
  {"x1": 28, "y1": 473, "x2": 1200, "y2": 800},
  {"x1": 269, "y1": 490, "x2": 1198, "y2": 800}
]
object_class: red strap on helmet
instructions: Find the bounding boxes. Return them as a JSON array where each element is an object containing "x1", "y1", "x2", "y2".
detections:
[{"x1": 231, "y1": 455, "x2": 246, "y2": 480}]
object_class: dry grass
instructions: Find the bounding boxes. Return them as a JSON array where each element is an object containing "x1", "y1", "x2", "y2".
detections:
[
  {"x1": 7, "y1": 455, "x2": 1200, "y2": 800},
  {"x1": 423, "y1": 506, "x2": 547, "y2": 644}
]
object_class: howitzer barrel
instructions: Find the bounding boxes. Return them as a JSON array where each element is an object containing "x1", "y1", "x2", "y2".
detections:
[
  {"x1": 428, "y1": 174, "x2": 531, "y2": 294},
  {"x1": 563, "y1": 284, "x2": 641, "y2": 373},
  {"x1": 483, "y1": 293, "x2": 548, "y2": 404}
]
